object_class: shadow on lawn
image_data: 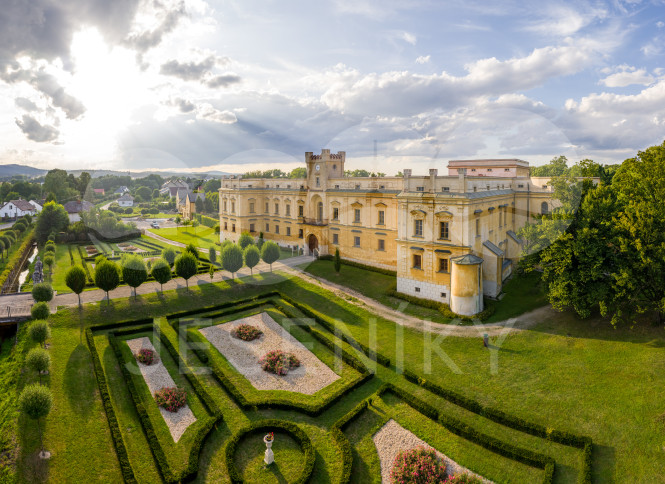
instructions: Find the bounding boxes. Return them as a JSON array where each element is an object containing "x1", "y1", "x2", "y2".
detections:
[
  {"x1": 592, "y1": 444, "x2": 616, "y2": 484},
  {"x1": 63, "y1": 344, "x2": 96, "y2": 416}
]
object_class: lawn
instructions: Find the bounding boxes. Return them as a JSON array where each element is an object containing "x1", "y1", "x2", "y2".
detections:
[
  {"x1": 6, "y1": 270, "x2": 665, "y2": 482},
  {"x1": 150, "y1": 226, "x2": 219, "y2": 251},
  {"x1": 299, "y1": 259, "x2": 548, "y2": 325}
]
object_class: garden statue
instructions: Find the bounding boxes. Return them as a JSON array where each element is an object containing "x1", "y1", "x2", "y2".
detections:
[
  {"x1": 264, "y1": 432, "x2": 274, "y2": 465},
  {"x1": 33, "y1": 257, "x2": 43, "y2": 285}
]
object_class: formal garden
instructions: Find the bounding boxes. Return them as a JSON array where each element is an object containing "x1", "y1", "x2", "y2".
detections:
[{"x1": 3, "y1": 267, "x2": 664, "y2": 483}]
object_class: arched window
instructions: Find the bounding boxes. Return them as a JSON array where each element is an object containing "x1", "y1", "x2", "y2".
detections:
[
  {"x1": 317, "y1": 202, "x2": 323, "y2": 221},
  {"x1": 541, "y1": 201, "x2": 549, "y2": 215}
]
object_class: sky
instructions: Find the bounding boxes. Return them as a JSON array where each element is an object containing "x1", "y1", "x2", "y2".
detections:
[{"x1": 1, "y1": 0, "x2": 664, "y2": 175}]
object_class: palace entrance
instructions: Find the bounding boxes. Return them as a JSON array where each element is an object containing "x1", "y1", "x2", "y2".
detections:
[{"x1": 307, "y1": 234, "x2": 319, "y2": 253}]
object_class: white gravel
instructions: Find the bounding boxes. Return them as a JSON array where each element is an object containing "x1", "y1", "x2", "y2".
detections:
[
  {"x1": 125, "y1": 337, "x2": 197, "y2": 443},
  {"x1": 373, "y1": 419, "x2": 492, "y2": 484},
  {"x1": 199, "y1": 312, "x2": 340, "y2": 395}
]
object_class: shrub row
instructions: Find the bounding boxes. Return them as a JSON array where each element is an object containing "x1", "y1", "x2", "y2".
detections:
[
  {"x1": 401, "y1": 370, "x2": 592, "y2": 449},
  {"x1": 378, "y1": 385, "x2": 556, "y2": 483},
  {"x1": 67, "y1": 245, "x2": 75, "y2": 266},
  {"x1": 329, "y1": 398, "x2": 376, "y2": 484},
  {"x1": 224, "y1": 419, "x2": 315, "y2": 484},
  {"x1": 279, "y1": 294, "x2": 391, "y2": 367},
  {"x1": 387, "y1": 288, "x2": 496, "y2": 322},
  {"x1": 85, "y1": 329, "x2": 137, "y2": 483},
  {"x1": 0, "y1": 230, "x2": 34, "y2": 292},
  {"x1": 196, "y1": 214, "x2": 218, "y2": 228},
  {"x1": 165, "y1": 291, "x2": 281, "y2": 322},
  {"x1": 318, "y1": 254, "x2": 397, "y2": 276},
  {"x1": 76, "y1": 245, "x2": 94, "y2": 283}
]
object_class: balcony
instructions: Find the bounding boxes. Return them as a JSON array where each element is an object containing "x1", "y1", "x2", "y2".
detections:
[{"x1": 299, "y1": 217, "x2": 328, "y2": 226}]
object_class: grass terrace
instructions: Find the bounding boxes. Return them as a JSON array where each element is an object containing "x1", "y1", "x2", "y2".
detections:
[{"x1": 4, "y1": 268, "x2": 663, "y2": 482}]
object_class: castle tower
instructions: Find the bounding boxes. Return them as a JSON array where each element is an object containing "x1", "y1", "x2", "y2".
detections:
[{"x1": 305, "y1": 149, "x2": 346, "y2": 190}]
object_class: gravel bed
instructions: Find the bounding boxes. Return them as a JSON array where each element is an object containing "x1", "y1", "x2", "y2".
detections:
[
  {"x1": 126, "y1": 337, "x2": 197, "y2": 443},
  {"x1": 199, "y1": 312, "x2": 340, "y2": 395},
  {"x1": 373, "y1": 419, "x2": 492, "y2": 483}
]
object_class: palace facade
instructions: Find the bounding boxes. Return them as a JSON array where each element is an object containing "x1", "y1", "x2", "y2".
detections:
[{"x1": 219, "y1": 149, "x2": 555, "y2": 315}]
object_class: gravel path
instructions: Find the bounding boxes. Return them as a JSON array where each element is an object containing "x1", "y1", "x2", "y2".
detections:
[
  {"x1": 125, "y1": 337, "x2": 197, "y2": 443},
  {"x1": 199, "y1": 312, "x2": 340, "y2": 394},
  {"x1": 373, "y1": 419, "x2": 492, "y2": 484}
]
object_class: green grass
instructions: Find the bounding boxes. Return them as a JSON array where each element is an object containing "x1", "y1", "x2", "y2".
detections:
[
  {"x1": 9, "y1": 269, "x2": 665, "y2": 482},
  {"x1": 234, "y1": 431, "x2": 304, "y2": 483},
  {"x1": 150, "y1": 227, "x2": 219, "y2": 251}
]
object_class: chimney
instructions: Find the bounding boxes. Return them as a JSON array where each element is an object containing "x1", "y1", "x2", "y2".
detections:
[
  {"x1": 429, "y1": 169, "x2": 438, "y2": 193},
  {"x1": 458, "y1": 168, "x2": 466, "y2": 193},
  {"x1": 403, "y1": 169, "x2": 412, "y2": 192}
]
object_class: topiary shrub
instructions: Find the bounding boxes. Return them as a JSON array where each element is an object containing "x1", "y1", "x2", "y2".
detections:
[
  {"x1": 259, "y1": 350, "x2": 300, "y2": 376},
  {"x1": 135, "y1": 348, "x2": 158, "y2": 366},
  {"x1": 390, "y1": 446, "x2": 447, "y2": 484},
  {"x1": 28, "y1": 320, "x2": 51, "y2": 348},
  {"x1": 30, "y1": 301, "x2": 50, "y2": 320},
  {"x1": 32, "y1": 282, "x2": 54, "y2": 302},
  {"x1": 231, "y1": 324, "x2": 263, "y2": 341},
  {"x1": 154, "y1": 387, "x2": 187, "y2": 412}
]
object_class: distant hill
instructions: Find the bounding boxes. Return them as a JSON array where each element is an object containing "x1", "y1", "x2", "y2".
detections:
[{"x1": 0, "y1": 163, "x2": 234, "y2": 179}]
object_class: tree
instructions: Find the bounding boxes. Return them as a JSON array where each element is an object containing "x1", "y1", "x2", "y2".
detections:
[
  {"x1": 182, "y1": 218, "x2": 191, "y2": 233},
  {"x1": 26, "y1": 348, "x2": 51, "y2": 385},
  {"x1": 244, "y1": 245, "x2": 260, "y2": 275},
  {"x1": 530, "y1": 155, "x2": 569, "y2": 177},
  {"x1": 28, "y1": 321, "x2": 50, "y2": 348},
  {"x1": 192, "y1": 219, "x2": 199, "y2": 236},
  {"x1": 121, "y1": 254, "x2": 148, "y2": 299},
  {"x1": 42, "y1": 254, "x2": 54, "y2": 277},
  {"x1": 195, "y1": 197, "x2": 204, "y2": 213},
  {"x1": 77, "y1": 172, "x2": 91, "y2": 197},
  {"x1": 19, "y1": 384, "x2": 53, "y2": 458},
  {"x1": 174, "y1": 215, "x2": 181, "y2": 232},
  {"x1": 203, "y1": 179, "x2": 221, "y2": 192},
  {"x1": 238, "y1": 231, "x2": 253, "y2": 249},
  {"x1": 185, "y1": 242, "x2": 198, "y2": 259},
  {"x1": 65, "y1": 266, "x2": 86, "y2": 307},
  {"x1": 261, "y1": 241, "x2": 280, "y2": 272},
  {"x1": 288, "y1": 167, "x2": 307, "y2": 178},
  {"x1": 135, "y1": 186, "x2": 152, "y2": 201},
  {"x1": 222, "y1": 244, "x2": 243, "y2": 279},
  {"x1": 151, "y1": 258, "x2": 172, "y2": 292},
  {"x1": 208, "y1": 246, "x2": 217, "y2": 265},
  {"x1": 161, "y1": 247, "x2": 177, "y2": 266},
  {"x1": 152, "y1": 188, "x2": 160, "y2": 200},
  {"x1": 174, "y1": 253, "x2": 198, "y2": 290},
  {"x1": 257, "y1": 232, "x2": 265, "y2": 250},
  {"x1": 0, "y1": 239, "x2": 5, "y2": 259},
  {"x1": 35, "y1": 202, "x2": 69, "y2": 243},
  {"x1": 30, "y1": 302, "x2": 50, "y2": 320},
  {"x1": 334, "y1": 248, "x2": 341, "y2": 273},
  {"x1": 95, "y1": 260, "x2": 120, "y2": 304},
  {"x1": 32, "y1": 283, "x2": 53, "y2": 303}
]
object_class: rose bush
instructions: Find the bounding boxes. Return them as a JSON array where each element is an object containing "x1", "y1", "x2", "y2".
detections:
[
  {"x1": 154, "y1": 387, "x2": 187, "y2": 412},
  {"x1": 231, "y1": 323, "x2": 263, "y2": 341},
  {"x1": 135, "y1": 348, "x2": 158, "y2": 366},
  {"x1": 390, "y1": 446, "x2": 446, "y2": 484},
  {"x1": 259, "y1": 350, "x2": 300, "y2": 376}
]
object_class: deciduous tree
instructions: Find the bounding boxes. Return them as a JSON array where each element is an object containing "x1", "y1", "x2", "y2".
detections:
[
  {"x1": 261, "y1": 241, "x2": 280, "y2": 272},
  {"x1": 174, "y1": 252, "x2": 198, "y2": 290},
  {"x1": 244, "y1": 245, "x2": 260, "y2": 275},
  {"x1": 95, "y1": 260, "x2": 120, "y2": 304}
]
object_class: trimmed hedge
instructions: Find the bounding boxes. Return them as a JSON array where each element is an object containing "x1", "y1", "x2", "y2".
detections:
[
  {"x1": 387, "y1": 288, "x2": 496, "y2": 322},
  {"x1": 224, "y1": 419, "x2": 315, "y2": 484},
  {"x1": 166, "y1": 292, "x2": 281, "y2": 323},
  {"x1": 318, "y1": 254, "x2": 397, "y2": 276},
  {"x1": 85, "y1": 329, "x2": 137, "y2": 483},
  {"x1": 0, "y1": 230, "x2": 34, "y2": 292}
]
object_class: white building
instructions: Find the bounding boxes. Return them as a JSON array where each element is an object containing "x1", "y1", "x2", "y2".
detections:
[
  {"x1": 62, "y1": 200, "x2": 94, "y2": 222},
  {"x1": 0, "y1": 199, "x2": 38, "y2": 218},
  {"x1": 117, "y1": 194, "x2": 135, "y2": 207},
  {"x1": 29, "y1": 200, "x2": 43, "y2": 213}
]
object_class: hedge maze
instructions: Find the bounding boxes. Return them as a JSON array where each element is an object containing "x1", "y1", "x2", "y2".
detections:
[{"x1": 86, "y1": 291, "x2": 594, "y2": 483}]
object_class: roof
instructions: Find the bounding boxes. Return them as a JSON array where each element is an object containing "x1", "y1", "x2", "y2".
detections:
[
  {"x1": 114, "y1": 186, "x2": 129, "y2": 193},
  {"x1": 483, "y1": 240, "x2": 505, "y2": 257},
  {"x1": 117, "y1": 194, "x2": 134, "y2": 201},
  {"x1": 63, "y1": 200, "x2": 94, "y2": 213},
  {"x1": 9, "y1": 199, "x2": 36, "y2": 211},
  {"x1": 448, "y1": 159, "x2": 530, "y2": 168},
  {"x1": 507, "y1": 230, "x2": 522, "y2": 244},
  {"x1": 451, "y1": 254, "x2": 484, "y2": 265},
  {"x1": 29, "y1": 199, "x2": 43, "y2": 207}
]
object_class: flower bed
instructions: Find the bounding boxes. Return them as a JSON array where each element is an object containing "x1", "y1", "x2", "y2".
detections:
[
  {"x1": 154, "y1": 387, "x2": 187, "y2": 413},
  {"x1": 390, "y1": 446, "x2": 447, "y2": 484},
  {"x1": 231, "y1": 323, "x2": 263, "y2": 341},
  {"x1": 135, "y1": 348, "x2": 158, "y2": 365},
  {"x1": 259, "y1": 350, "x2": 300, "y2": 376}
]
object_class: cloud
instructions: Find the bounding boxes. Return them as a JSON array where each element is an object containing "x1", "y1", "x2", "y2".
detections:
[
  {"x1": 205, "y1": 73, "x2": 241, "y2": 88},
  {"x1": 321, "y1": 43, "x2": 595, "y2": 116},
  {"x1": 15, "y1": 114, "x2": 59, "y2": 142},
  {"x1": 399, "y1": 31, "x2": 417, "y2": 45},
  {"x1": 170, "y1": 97, "x2": 196, "y2": 113},
  {"x1": 599, "y1": 65, "x2": 654, "y2": 87},
  {"x1": 523, "y1": 4, "x2": 608, "y2": 37},
  {"x1": 15, "y1": 97, "x2": 39, "y2": 112},
  {"x1": 123, "y1": 1, "x2": 186, "y2": 54},
  {"x1": 196, "y1": 103, "x2": 237, "y2": 124},
  {"x1": 415, "y1": 55, "x2": 430, "y2": 64},
  {"x1": 160, "y1": 56, "x2": 216, "y2": 81}
]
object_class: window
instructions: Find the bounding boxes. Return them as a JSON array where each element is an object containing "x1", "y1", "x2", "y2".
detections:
[
  {"x1": 316, "y1": 177, "x2": 320, "y2": 187},
  {"x1": 487, "y1": 168, "x2": 493, "y2": 172},
  {"x1": 317, "y1": 202, "x2": 323, "y2": 221},
  {"x1": 265, "y1": 202, "x2": 269, "y2": 212},
  {"x1": 333, "y1": 164, "x2": 336, "y2": 170},
  {"x1": 232, "y1": 224, "x2": 236, "y2": 232},
  {"x1": 413, "y1": 254, "x2": 422, "y2": 269},
  {"x1": 499, "y1": 211, "x2": 502, "y2": 227},
  {"x1": 442, "y1": 187, "x2": 450, "y2": 192},
  {"x1": 414, "y1": 219, "x2": 423, "y2": 237},
  {"x1": 354, "y1": 236, "x2": 360, "y2": 247},
  {"x1": 416, "y1": 186, "x2": 424, "y2": 191},
  {"x1": 286, "y1": 227, "x2": 291, "y2": 236},
  {"x1": 265, "y1": 223, "x2": 269, "y2": 232},
  {"x1": 231, "y1": 201, "x2": 235, "y2": 213},
  {"x1": 471, "y1": 169, "x2": 476, "y2": 172},
  {"x1": 298, "y1": 205, "x2": 304, "y2": 217},
  {"x1": 378, "y1": 210, "x2": 385, "y2": 225},
  {"x1": 335, "y1": 184, "x2": 340, "y2": 189},
  {"x1": 378, "y1": 239, "x2": 385, "y2": 251},
  {"x1": 286, "y1": 204, "x2": 290, "y2": 216},
  {"x1": 333, "y1": 233, "x2": 339, "y2": 244},
  {"x1": 223, "y1": 200, "x2": 227, "y2": 211},
  {"x1": 504, "y1": 168, "x2": 510, "y2": 172},
  {"x1": 298, "y1": 229, "x2": 303, "y2": 238},
  {"x1": 332, "y1": 207, "x2": 339, "y2": 220},
  {"x1": 518, "y1": 184, "x2": 524, "y2": 188},
  {"x1": 250, "y1": 223, "x2": 255, "y2": 232},
  {"x1": 354, "y1": 208, "x2": 360, "y2": 223},
  {"x1": 475, "y1": 218, "x2": 480, "y2": 237},
  {"x1": 473, "y1": 186, "x2": 477, "y2": 192},
  {"x1": 415, "y1": 287, "x2": 420, "y2": 292},
  {"x1": 275, "y1": 225, "x2": 279, "y2": 234},
  {"x1": 224, "y1": 222, "x2": 228, "y2": 230},
  {"x1": 441, "y1": 292, "x2": 447, "y2": 298},
  {"x1": 541, "y1": 202, "x2": 549, "y2": 215},
  {"x1": 438, "y1": 258, "x2": 449, "y2": 272},
  {"x1": 355, "y1": 184, "x2": 360, "y2": 190},
  {"x1": 379, "y1": 185, "x2": 385, "y2": 189},
  {"x1": 249, "y1": 202, "x2": 255, "y2": 213},
  {"x1": 439, "y1": 221, "x2": 449, "y2": 240},
  {"x1": 274, "y1": 202, "x2": 279, "y2": 214}
]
